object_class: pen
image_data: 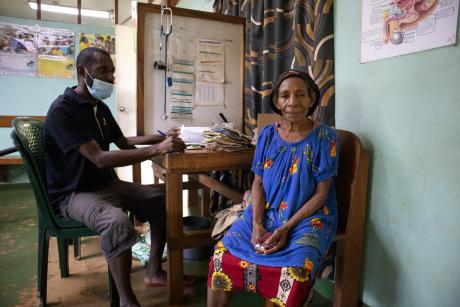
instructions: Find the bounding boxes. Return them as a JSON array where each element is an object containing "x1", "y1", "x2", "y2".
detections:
[
  {"x1": 157, "y1": 130, "x2": 167, "y2": 137},
  {"x1": 219, "y1": 113, "x2": 229, "y2": 123}
]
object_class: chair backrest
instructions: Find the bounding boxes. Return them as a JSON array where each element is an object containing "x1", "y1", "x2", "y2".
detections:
[
  {"x1": 335, "y1": 130, "x2": 369, "y2": 235},
  {"x1": 11, "y1": 117, "x2": 59, "y2": 229},
  {"x1": 256, "y1": 114, "x2": 369, "y2": 236}
]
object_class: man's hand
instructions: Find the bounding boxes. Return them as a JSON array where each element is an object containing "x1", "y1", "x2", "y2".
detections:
[
  {"x1": 166, "y1": 127, "x2": 181, "y2": 138},
  {"x1": 156, "y1": 136, "x2": 186, "y2": 154}
]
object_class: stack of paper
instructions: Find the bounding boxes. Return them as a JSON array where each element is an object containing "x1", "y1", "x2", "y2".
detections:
[
  {"x1": 203, "y1": 126, "x2": 253, "y2": 152},
  {"x1": 180, "y1": 126, "x2": 210, "y2": 144}
]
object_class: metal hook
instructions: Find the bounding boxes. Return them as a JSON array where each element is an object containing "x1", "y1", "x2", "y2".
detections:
[{"x1": 160, "y1": 5, "x2": 173, "y2": 37}]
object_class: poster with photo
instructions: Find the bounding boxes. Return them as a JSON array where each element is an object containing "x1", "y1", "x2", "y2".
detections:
[
  {"x1": 80, "y1": 33, "x2": 116, "y2": 65},
  {"x1": 79, "y1": 33, "x2": 115, "y2": 54},
  {"x1": 0, "y1": 22, "x2": 38, "y2": 76},
  {"x1": 37, "y1": 28, "x2": 75, "y2": 78}
]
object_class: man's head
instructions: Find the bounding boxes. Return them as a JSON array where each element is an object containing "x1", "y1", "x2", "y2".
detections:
[
  {"x1": 76, "y1": 47, "x2": 114, "y2": 87},
  {"x1": 76, "y1": 47, "x2": 115, "y2": 101}
]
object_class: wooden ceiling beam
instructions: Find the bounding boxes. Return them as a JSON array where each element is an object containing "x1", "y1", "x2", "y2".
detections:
[
  {"x1": 77, "y1": 0, "x2": 81, "y2": 24},
  {"x1": 36, "y1": 0, "x2": 41, "y2": 20},
  {"x1": 114, "y1": 0, "x2": 119, "y2": 24}
]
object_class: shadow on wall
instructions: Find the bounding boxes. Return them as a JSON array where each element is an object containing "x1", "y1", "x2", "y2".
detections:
[{"x1": 359, "y1": 140, "x2": 399, "y2": 307}]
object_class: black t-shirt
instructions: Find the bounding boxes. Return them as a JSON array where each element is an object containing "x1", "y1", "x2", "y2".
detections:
[{"x1": 45, "y1": 87, "x2": 123, "y2": 207}]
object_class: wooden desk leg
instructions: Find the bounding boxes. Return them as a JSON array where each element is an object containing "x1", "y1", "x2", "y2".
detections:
[
  {"x1": 187, "y1": 175, "x2": 199, "y2": 209},
  {"x1": 166, "y1": 172, "x2": 184, "y2": 304},
  {"x1": 188, "y1": 188, "x2": 199, "y2": 208},
  {"x1": 201, "y1": 187, "x2": 211, "y2": 217}
]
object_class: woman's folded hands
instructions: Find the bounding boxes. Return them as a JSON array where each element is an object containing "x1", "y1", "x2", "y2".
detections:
[{"x1": 252, "y1": 224, "x2": 290, "y2": 255}]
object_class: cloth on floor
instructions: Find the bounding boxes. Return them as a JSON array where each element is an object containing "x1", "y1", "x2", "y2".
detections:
[{"x1": 132, "y1": 232, "x2": 167, "y2": 265}]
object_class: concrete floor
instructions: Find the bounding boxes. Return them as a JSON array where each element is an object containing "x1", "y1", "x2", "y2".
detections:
[{"x1": 0, "y1": 184, "x2": 333, "y2": 306}]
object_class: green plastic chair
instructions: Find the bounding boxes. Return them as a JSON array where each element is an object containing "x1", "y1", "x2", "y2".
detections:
[{"x1": 11, "y1": 117, "x2": 119, "y2": 306}]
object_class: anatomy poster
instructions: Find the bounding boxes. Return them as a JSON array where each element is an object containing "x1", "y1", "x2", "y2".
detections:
[{"x1": 361, "y1": 0, "x2": 459, "y2": 63}]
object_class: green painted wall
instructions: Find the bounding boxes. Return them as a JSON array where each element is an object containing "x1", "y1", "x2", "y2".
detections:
[
  {"x1": 177, "y1": 0, "x2": 214, "y2": 12},
  {"x1": 335, "y1": 2, "x2": 460, "y2": 307},
  {"x1": 0, "y1": 16, "x2": 115, "y2": 183}
]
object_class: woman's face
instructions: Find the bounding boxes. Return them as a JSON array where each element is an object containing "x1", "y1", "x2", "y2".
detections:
[{"x1": 275, "y1": 77, "x2": 313, "y2": 121}]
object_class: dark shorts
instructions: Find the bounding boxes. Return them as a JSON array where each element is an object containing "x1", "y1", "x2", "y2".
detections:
[{"x1": 60, "y1": 180, "x2": 165, "y2": 261}]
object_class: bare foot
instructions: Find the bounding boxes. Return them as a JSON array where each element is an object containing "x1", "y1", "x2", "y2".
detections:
[
  {"x1": 144, "y1": 269, "x2": 167, "y2": 285},
  {"x1": 144, "y1": 270, "x2": 196, "y2": 288}
]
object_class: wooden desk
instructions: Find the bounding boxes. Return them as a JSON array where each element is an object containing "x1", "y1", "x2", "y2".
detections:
[{"x1": 150, "y1": 149, "x2": 254, "y2": 304}]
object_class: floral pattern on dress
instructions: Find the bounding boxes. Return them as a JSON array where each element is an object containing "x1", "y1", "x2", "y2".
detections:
[
  {"x1": 289, "y1": 156, "x2": 298, "y2": 175},
  {"x1": 295, "y1": 234, "x2": 320, "y2": 249},
  {"x1": 303, "y1": 144, "x2": 313, "y2": 163},
  {"x1": 239, "y1": 260, "x2": 249, "y2": 269},
  {"x1": 211, "y1": 271, "x2": 232, "y2": 291},
  {"x1": 270, "y1": 297, "x2": 286, "y2": 307},
  {"x1": 330, "y1": 140, "x2": 337, "y2": 157},
  {"x1": 264, "y1": 158, "x2": 273, "y2": 169},
  {"x1": 304, "y1": 259, "x2": 314, "y2": 273},
  {"x1": 287, "y1": 266, "x2": 309, "y2": 282},
  {"x1": 310, "y1": 218, "x2": 323, "y2": 231}
]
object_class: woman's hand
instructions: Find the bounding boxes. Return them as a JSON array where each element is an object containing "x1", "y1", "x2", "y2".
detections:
[
  {"x1": 251, "y1": 223, "x2": 267, "y2": 253},
  {"x1": 261, "y1": 226, "x2": 290, "y2": 255}
]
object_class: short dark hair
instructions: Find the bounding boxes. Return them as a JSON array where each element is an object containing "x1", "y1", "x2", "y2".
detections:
[
  {"x1": 270, "y1": 70, "x2": 321, "y2": 116},
  {"x1": 76, "y1": 47, "x2": 110, "y2": 68}
]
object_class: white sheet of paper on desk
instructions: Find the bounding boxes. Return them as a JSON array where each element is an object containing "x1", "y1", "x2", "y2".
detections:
[
  {"x1": 195, "y1": 82, "x2": 224, "y2": 106},
  {"x1": 180, "y1": 126, "x2": 210, "y2": 144}
]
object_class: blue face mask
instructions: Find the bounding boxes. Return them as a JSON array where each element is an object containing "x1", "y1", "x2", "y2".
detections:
[{"x1": 84, "y1": 67, "x2": 114, "y2": 100}]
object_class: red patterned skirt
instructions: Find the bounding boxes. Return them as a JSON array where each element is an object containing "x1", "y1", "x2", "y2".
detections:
[{"x1": 208, "y1": 248, "x2": 314, "y2": 307}]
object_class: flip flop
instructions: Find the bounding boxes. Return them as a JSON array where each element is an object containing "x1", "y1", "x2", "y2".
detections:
[{"x1": 144, "y1": 275, "x2": 196, "y2": 288}]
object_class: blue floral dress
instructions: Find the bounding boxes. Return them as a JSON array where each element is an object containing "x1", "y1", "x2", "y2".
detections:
[{"x1": 221, "y1": 123, "x2": 339, "y2": 279}]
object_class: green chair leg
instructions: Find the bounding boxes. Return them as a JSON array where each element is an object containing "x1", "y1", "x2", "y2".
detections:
[
  {"x1": 73, "y1": 237, "x2": 81, "y2": 260},
  {"x1": 37, "y1": 223, "x2": 46, "y2": 296},
  {"x1": 39, "y1": 233, "x2": 49, "y2": 306},
  {"x1": 57, "y1": 237, "x2": 69, "y2": 278}
]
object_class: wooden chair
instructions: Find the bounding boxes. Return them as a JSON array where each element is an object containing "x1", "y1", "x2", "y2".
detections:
[
  {"x1": 332, "y1": 129, "x2": 369, "y2": 307},
  {"x1": 257, "y1": 114, "x2": 370, "y2": 307}
]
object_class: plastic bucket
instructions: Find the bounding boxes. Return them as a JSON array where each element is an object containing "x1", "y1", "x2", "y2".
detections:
[{"x1": 183, "y1": 216, "x2": 213, "y2": 260}]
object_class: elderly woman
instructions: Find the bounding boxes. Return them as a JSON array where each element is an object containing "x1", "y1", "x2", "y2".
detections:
[{"x1": 207, "y1": 70, "x2": 339, "y2": 307}]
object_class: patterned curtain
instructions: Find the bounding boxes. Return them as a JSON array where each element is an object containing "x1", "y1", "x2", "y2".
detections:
[{"x1": 213, "y1": 0, "x2": 335, "y2": 133}]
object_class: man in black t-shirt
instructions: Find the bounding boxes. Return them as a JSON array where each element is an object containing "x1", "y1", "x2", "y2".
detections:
[{"x1": 45, "y1": 47, "x2": 186, "y2": 306}]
